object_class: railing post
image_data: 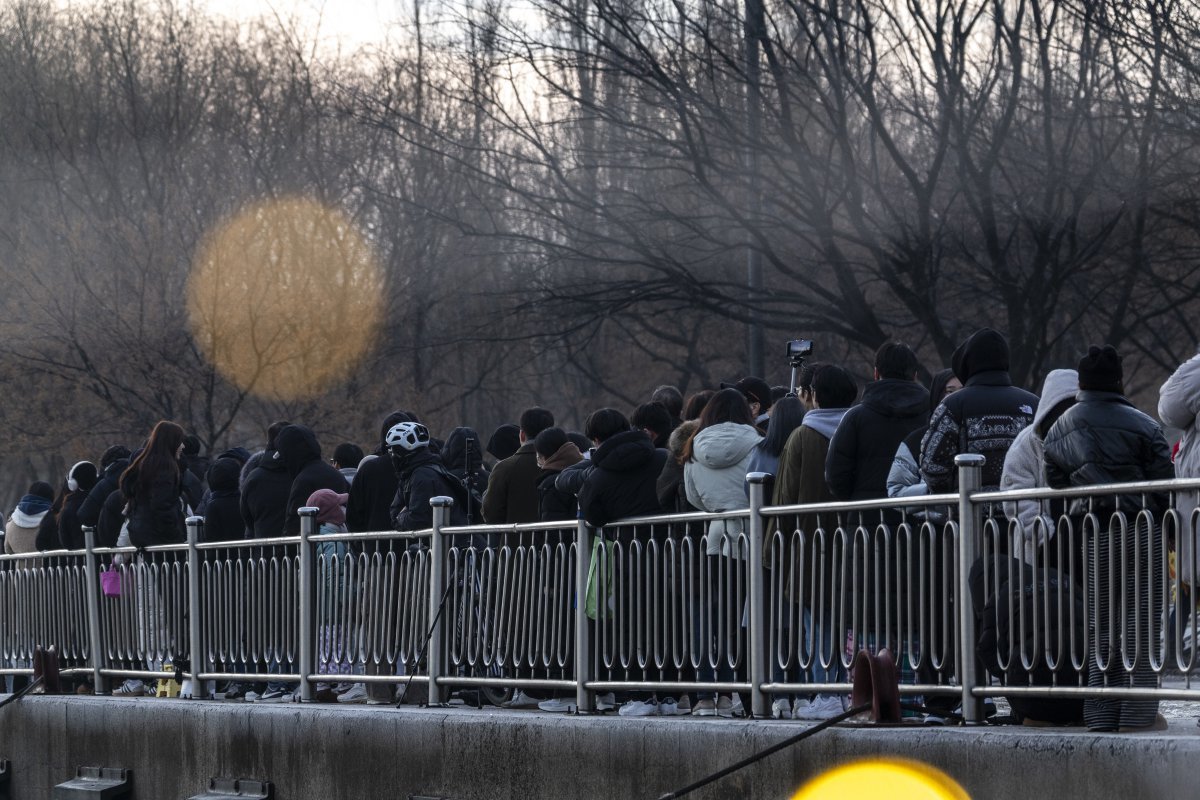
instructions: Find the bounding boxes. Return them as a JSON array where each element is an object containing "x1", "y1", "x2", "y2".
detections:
[
  {"x1": 747, "y1": 472, "x2": 770, "y2": 719},
  {"x1": 575, "y1": 516, "x2": 594, "y2": 712},
  {"x1": 82, "y1": 526, "x2": 107, "y2": 695},
  {"x1": 298, "y1": 507, "x2": 318, "y2": 703},
  {"x1": 428, "y1": 496, "x2": 453, "y2": 705},
  {"x1": 186, "y1": 516, "x2": 205, "y2": 698},
  {"x1": 955, "y1": 454, "x2": 986, "y2": 724}
]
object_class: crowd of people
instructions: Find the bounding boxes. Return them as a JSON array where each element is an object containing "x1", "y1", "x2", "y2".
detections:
[{"x1": 3, "y1": 328, "x2": 1199, "y2": 733}]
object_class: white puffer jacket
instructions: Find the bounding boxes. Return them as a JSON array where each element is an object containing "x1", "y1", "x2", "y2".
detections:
[
  {"x1": 1160, "y1": 351, "x2": 1200, "y2": 585},
  {"x1": 1000, "y1": 369, "x2": 1078, "y2": 564},
  {"x1": 684, "y1": 422, "x2": 761, "y2": 556}
]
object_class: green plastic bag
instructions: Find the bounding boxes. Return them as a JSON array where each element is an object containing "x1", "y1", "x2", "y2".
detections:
[{"x1": 584, "y1": 534, "x2": 616, "y2": 621}]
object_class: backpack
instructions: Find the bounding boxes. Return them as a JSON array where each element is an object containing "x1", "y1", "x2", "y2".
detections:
[{"x1": 430, "y1": 464, "x2": 485, "y2": 525}]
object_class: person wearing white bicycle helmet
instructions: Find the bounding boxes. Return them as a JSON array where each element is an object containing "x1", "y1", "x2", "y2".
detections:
[{"x1": 387, "y1": 421, "x2": 468, "y2": 532}]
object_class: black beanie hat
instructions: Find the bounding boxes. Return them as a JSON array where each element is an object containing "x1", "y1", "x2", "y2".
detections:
[{"x1": 1077, "y1": 344, "x2": 1123, "y2": 392}]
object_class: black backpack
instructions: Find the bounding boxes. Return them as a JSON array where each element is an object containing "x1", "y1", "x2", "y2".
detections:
[{"x1": 430, "y1": 464, "x2": 485, "y2": 525}]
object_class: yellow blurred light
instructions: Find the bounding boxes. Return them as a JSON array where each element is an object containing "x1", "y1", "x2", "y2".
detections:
[
  {"x1": 791, "y1": 758, "x2": 970, "y2": 800},
  {"x1": 187, "y1": 197, "x2": 384, "y2": 400}
]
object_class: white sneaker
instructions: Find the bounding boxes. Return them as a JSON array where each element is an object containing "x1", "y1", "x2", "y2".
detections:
[
  {"x1": 243, "y1": 690, "x2": 260, "y2": 703},
  {"x1": 771, "y1": 698, "x2": 792, "y2": 719},
  {"x1": 595, "y1": 692, "x2": 617, "y2": 711},
  {"x1": 792, "y1": 696, "x2": 812, "y2": 718},
  {"x1": 730, "y1": 694, "x2": 745, "y2": 717},
  {"x1": 538, "y1": 697, "x2": 576, "y2": 713},
  {"x1": 716, "y1": 696, "x2": 735, "y2": 718},
  {"x1": 675, "y1": 695, "x2": 691, "y2": 715},
  {"x1": 796, "y1": 694, "x2": 844, "y2": 720},
  {"x1": 660, "y1": 696, "x2": 690, "y2": 716},
  {"x1": 618, "y1": 698, "x2": 660, "y2": 717},
  {"x1": 503, "y1": 689, "x2": 541, "y2": 709},
  {"x1": 337, "y1": 685, "x2": 368, "y2": 704}
]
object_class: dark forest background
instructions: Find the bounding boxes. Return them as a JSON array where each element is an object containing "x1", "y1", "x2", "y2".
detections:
[{"x1": 1, "y1": 0, "x2": 1198, "y2": 498}]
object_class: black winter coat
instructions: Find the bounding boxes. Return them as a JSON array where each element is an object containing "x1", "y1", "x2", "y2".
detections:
[
  {"x1": 202, "y1": 458, "x2": 244, "y2": 542},
  {"x1": 79, "y1": 458, "x2": 129, "y2": 529},
  {"x1": 121, "y1": 469, "x2": 186, "y2": 548},
  {"x1": 390, "y1": 449, "x2": 469, "y2": 532},
  {"x1": 921, "y1": 329, "x2": 1039, "y2": 493},
  {"x1": 240, "y1": 451, "x2": 291, "y2": 539},
  {"x1": 58, "y1": 492, "x2": 89, "y2": 550},
  {"x1": 826, "y1": 379, "x2": 929, "y2": 501},
  {"x1": 537, "y1": 469, "x2": 577, "y2": 522},
  {"x1": 347, "y1": 411, "x2": 412, "y2": 539},
  {"x1": 275, "y1": 425, "x2": 349, "y2": 535},
  {"x1": 920, "y1": 372, "x2": 1038, "y2": 493},
  {"x1": 1043, "y1": 390, "x2": 1174, "y2": 515},
  {"x1": 96, "y1": 489, "x2": 125, "y2": 548},
  {"x1": 578, "y1": 431, "x2": 667, "y2": 530}
]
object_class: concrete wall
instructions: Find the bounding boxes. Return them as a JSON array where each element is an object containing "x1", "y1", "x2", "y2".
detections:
[{"x1": 0, "y1": 697, "x2": 1195, "y2": 799}]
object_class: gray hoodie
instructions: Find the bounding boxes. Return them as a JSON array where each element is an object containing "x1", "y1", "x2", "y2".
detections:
[{"x1": 1000, "y1": 369, "x2": 1077, "y2": 564}]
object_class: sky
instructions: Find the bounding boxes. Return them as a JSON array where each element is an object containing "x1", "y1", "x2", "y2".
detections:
[{"x1": 192, "y1": 0, "x2": 405, "y2": 51}]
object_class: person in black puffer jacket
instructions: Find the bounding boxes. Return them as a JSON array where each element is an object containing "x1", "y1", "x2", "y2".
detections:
[
  {"x1": 274, "y1": 424, "x2": 349, "y2": 536},
  {"x1": 57, "y1": 461, "x2": 99, "y2": 550},
  {"x1": 920, "y1": 328, "x2": 1039, "y2": 493},
  {"x1": 347, "y1": 411, "x2": 419, "y2": 539},
  {"x1": 240, "y1": 424, "x2": 292, "y2": 539},
  {"x1": 202, "y1": 457, "x2": 244, "y2": 542},
  {"x1": 1044, "y1": 345, "x2": 1172, "y2": 733},
  {"x1": 577, "y1": 409, "x2": 667, "y2": 533},
  {"x1": 78, "y1": 445, "x2": 131, "y2": 531},
  {"x1": 120, "y1": 421, "x2": 188, "y2": 548},
  {"x1": 826, "y1": 341, "x2": 928, "y2": 501}
]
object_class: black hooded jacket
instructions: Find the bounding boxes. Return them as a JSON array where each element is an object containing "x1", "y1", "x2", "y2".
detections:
[
  {"x1": 441, "y1": 427, "x2": 490, "y2": 487},
  {"x1": 920, "y1": 329, "x2": 1039, "y2": 493},
  {"x1": 275, "y1": 425, "x2": 348, "y2": 536},
  {"x1": 79, "y1": 458, "x2": 129, "y2": 530},
  {"x1": 120, "y1": 464, "x2": 186, "y2": 548},
  {"x1": 96, "y1": 488, "x2": 126, "y2": 548},
  {"x1": 390, "y1": 448, "x2": 469, "y2": 532},
  {"x1": 347, "y1": 412, "x2": 411, "y2": 537},
  {"x1": 203, "y1": 457, "x2": 245, "y2": 542},
  {"x1": 826, "y1": 379, "x2": 929, "y2": 500},
  {"x1": 240, "y1": 449, "x2": 291, "y2": 539},
  {"x1": 577, "y1": 431, "x2": 667, "y2": 530}
]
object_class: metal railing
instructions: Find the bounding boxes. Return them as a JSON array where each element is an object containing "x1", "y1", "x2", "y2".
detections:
[{"x1": 2, "y1": 457, "x2": 1200, "y2": 720}]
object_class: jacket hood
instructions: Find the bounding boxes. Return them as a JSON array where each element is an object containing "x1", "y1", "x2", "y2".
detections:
[
  {"x1": 542, "y1": 441, "x2": 584, "y2": 472},
  {"x1": 800, "y1": 408, "x2": 848, "y2": 440},
  {"x1": 217, "y1": 447, "x2": 252, "y2": 466},
  {"x1": 1033, "y1": 369, "x2": 1079, "y2": 430},
  {"x1": 952, "y1": 328, "x2": 1010, "y2": 381},
  {"x1": 11, "y1": 506, "x2": 49, "y2": 528},
  {"x1": 273, "y1": 425, "x2": 322, "y2": 475},
  {"x1": 593, "y1": 430, "x2": 656, "y2": 473},
  {"x1": 442, "y1": 427, "x2": 484, "y2": 473},
  {"x1": 861, "y1": 380, "x2": 929, "y2": 419},
  {"x1": 395, "y1": 447, "x2": 443, "y2": 478},
  {"x1": 206, "y1": 457, "x2": 242, "y2": 494},
  {"x1": 377, "y1": 411, "x2": 418, "y2": 453},
  {"x1": 691, "y1": 422, "x2": 761, "y2": 469},
  {"x1": 103, "y1": 458, "x2": 130, "y2": 481},
  {"x1": 668, "y1": 420, "x2": 699, "y2": 459}
]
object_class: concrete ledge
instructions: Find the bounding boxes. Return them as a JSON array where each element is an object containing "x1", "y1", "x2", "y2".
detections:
[{"x1": 0, "y1": 696, "x2": 1196, "y2": 798}]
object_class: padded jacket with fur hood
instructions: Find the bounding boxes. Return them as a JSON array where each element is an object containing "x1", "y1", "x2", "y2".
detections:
[{"x1": 684, "y1": 422, "x2": 761, "y2": 556}]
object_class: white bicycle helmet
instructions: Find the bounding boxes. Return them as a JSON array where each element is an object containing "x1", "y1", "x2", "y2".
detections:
[{"x1": 385, "y1": 421, "x2": 430, "y2": 451}]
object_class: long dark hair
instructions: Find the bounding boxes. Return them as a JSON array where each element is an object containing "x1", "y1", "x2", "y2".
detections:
[
  {"x1": 757, "y1": 396, "x2": 804, "y2": 459},
  {"x1": 122, "y1": 421, "x2": 185, "y2": 499},
  {"x1": 683, "y1": 388, "x2": 756, "y2": 463}
]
